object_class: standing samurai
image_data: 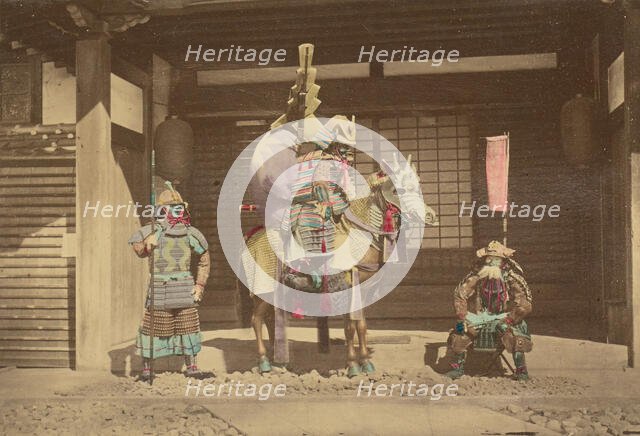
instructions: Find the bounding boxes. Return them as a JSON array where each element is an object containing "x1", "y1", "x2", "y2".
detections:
[
  {"x1": 128, "y1": 183, "x2": 210, "y2": 380},
  {"x1": 446, "y1": 240, "x2": 533, "y2": 381}
]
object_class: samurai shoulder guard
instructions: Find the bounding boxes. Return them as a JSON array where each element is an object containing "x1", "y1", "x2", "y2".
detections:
[
  {"x1": 187, "y1": 226, "x2": 209, "y2": 254},
  {"x1": 128, "y1": 224, "x2": 156, "y2": 244}
]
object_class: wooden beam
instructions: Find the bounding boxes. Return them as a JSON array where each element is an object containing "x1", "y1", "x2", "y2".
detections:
[
  {"x1": 144, "y1": 9, "x2": 552, "y2": 38},
  {"x1": 99, "y1": 0, "x2": 592, "y2": 16},
  {"x1": 179, "y1": 70, "x2": 562, "y2": 116},
  {"x1": 146, "y1": 25, "x2": 550, "y2": 48},
  {"x1": 184, "y1": 102, "x2": 539, "y2": 120},
  {"x1": 384, "y1": 53, "x2": 557, "y2": 76},
  {"x1": 75, "y1": 34, "x2": 112, "y2": 371},
  {"x1": 111, "y1": 124, "x2": 144, "y2": 151},
  {"x1": 112, "y1": 55, "x2": 151, "y2": 89},
  {"x1": 624, "y1": 0, "x2": 640, "y2": 367},
  {"x1": 197, "y1": 63, "x2": 369, "y2": 86},
  {"x1": 144, "y1": 32, "x2": 562, "y2": 70}
]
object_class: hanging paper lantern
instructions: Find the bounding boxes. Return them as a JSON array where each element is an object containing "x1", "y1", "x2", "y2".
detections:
[
  {"x1": 560, "y1": 94, "x2": 600, "y2": 167},
  {"x1": 154, "y1": 115, "x2": 194, "y2": 183}
]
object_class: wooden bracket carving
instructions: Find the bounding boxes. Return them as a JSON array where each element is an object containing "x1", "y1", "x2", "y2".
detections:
[{"x1": 66, "y1": 3, "x2": 150, "y2": 34}]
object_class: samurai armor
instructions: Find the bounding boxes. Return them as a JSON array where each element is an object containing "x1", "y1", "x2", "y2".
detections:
[
  {"x1": 149, "y1": 276, "x2": 195, "y2": 310},
  {"x1": 129, "y1": 222, "x2": 209, "y2": 310},
  {"x1": 289, "y1": 150, "x2": 349, "y2": 232},
  {"x1": 501, "y1": 330, "x2": 533, "y2": 353},
  {"x1": 128, "y1": 223, "x2": 208, "y2": 275},
  {"x1": 472, "y1": 320, "x2": 501, "y2": 352},
  {"x1": 465, "y1": 312, "x2": 507, "y2": 352},
  {"x1": 448, "y1": 332, "x2": 473, "y2": 354},
  {"x1": 137, "y1": 307, "x2": 201, "y2": 358},
  {"x1": 293, "y1": 221, "x2": 337, "y2": 254},
  {"x1": 141, "y1": 307, "x2": 200, "y2": 336},
  {"x1": 153, "y1": 230, "x2": 193, "y2": 274},
  {"x1": 501, "y1": 320, "x2": 533, "y2": 353}
]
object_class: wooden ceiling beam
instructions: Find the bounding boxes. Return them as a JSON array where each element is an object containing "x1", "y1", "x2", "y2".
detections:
[
  {"x1": 137, "y1": 9, "x2": 553, "y2": 38},
  {"x1": 96, "y1": 0, "x2": 593, "y2": 17},
  {"x1": 176, "y1": 69, "x2": 562, "y2": 116},
  {"x1": 136, "y1": 27, "x2": 552, "y2": 52},
  {"x1": 126, "y1": 4, "x2": 547, "y2": 28},
  {"x1": 146, "y1": 19, "x2": 556, "y2": 46},
  {"x1": 151, "y1": 32, "x2": 561, "y2": 69}
]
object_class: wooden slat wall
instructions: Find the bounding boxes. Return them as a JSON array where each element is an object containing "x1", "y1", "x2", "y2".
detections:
[
  {"x1": 188, "y1": 120, "x2": 262, "y2": 328},
  {"x1": 366, "y1": 106, "x2": 600, "y2": 334},
  {"x1": 472, "y1": 106, "x2": 602, "y2": 330},
  {"x1": 0, "y1": 157, "x2": 76, "y2": 368}
]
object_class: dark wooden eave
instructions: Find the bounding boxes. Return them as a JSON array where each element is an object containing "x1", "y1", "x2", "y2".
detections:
[{"x1": 0, "y1": 0, "x2": 611, "y2": 73}]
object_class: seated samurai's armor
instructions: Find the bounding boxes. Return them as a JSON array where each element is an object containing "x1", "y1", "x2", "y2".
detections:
[
  {"x1": 128, "y1": 184, "x2": 210, "y2": 380},
  {"x1": 446, "y1": 240, "x2": 533, "y2": 381}
]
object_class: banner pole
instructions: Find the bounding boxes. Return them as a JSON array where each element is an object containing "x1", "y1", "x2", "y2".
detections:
[{"x1": 503, "y1": 131, "x2": 510, "y2": 246}]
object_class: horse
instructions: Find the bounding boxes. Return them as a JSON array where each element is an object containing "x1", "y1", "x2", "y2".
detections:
[{"x1": 242, "y1": 154, "x2": 438, "y2": 376}]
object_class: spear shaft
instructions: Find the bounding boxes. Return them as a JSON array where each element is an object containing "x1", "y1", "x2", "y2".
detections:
[{"x1": 149, "y1": 149, "x2": 156, "y2": 385}]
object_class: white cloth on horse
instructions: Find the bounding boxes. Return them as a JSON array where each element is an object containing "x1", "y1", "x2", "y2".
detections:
[{"x1": 249, "y1": 128, "x2": 298, "y2": 225}]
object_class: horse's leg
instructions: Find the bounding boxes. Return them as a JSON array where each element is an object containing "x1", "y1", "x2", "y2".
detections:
[
  {"x1": 344, "y1": 315, "x2": 361, "y2": 377},
  {"x1": 264, "y1": 303, "x2": 276, "y2": 350},
  {"x1": 252, "y1": 298, "x2": 272, "y2": 373},
  {"x1": 356, "y1": 314, "x2": 375, "y2": 374}
]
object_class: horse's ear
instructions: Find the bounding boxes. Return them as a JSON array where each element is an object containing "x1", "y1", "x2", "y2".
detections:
[{"x1": 380, "y1": 158, "x2": 393, "y2": 176}]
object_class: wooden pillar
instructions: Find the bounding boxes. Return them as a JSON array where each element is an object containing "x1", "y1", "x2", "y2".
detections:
[
  {"x1": 75, "y1": 35, "x2": 112, "y2": 370},
  {"x1": 151, "y1": 55, "x2": 171, "y2": 195},
  {"x1": 624, "y1": 0, "x2": 640, "y2": 367},
  {"x1": 152, "y1": 55, "x2": 171, "y2": 130}
]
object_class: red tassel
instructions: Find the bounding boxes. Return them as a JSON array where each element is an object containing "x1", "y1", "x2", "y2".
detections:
[
  {"x1": 321, "y1": 237, "x2": 327, "y2": 253},
  {"x1": 293, "y1": 308, "x2": 304, "y2": 319},
  {"x1": 383, "y1": 204, "x2": 397, "y2": 232}
]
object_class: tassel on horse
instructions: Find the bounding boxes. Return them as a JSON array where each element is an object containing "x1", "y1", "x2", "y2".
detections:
[{"x1": 383, "y1": 203, "x2": 399, "y2": 232}]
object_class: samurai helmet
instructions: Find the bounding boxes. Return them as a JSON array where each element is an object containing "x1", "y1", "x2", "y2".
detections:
[
  {"x1": 476, "y1": 240, "x2": 515, "y2": 258},
  {"x1": 157, "y1": 181, "x2": 188, "y2": 209}
]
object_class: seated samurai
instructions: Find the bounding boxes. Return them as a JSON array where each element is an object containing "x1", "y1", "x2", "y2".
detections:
[{"x1": 446, "y1": 240, "x2": 533, "y2": 381}]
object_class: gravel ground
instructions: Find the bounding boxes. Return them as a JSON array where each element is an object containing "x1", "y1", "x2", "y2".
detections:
[
  {"x1": 55, "y1": 366, "x2": 586, "y2": 398},
  {"x1": 454, "y1": 374, "x2": 587, "y2": 397},
  {"x1": 0, "y1": 400, "x2": 242, "y2": 436},
  {"x1": 0, "y1": 368, "x2": 592, "y2": 435},
  {"x1": 496, "y1": 403, "x2": 640, "y2": 435}
]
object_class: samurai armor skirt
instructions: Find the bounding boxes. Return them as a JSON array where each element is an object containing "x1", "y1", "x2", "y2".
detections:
[
  {"x1": 465, "y1": 311, "x2": 531, "y2": 352},
  {"x1": 136, "y1": 307, "x2": 201, "y2": 358},
  {"x1": 148, "y1": 275, "x2": 196, "y2": 310}
]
